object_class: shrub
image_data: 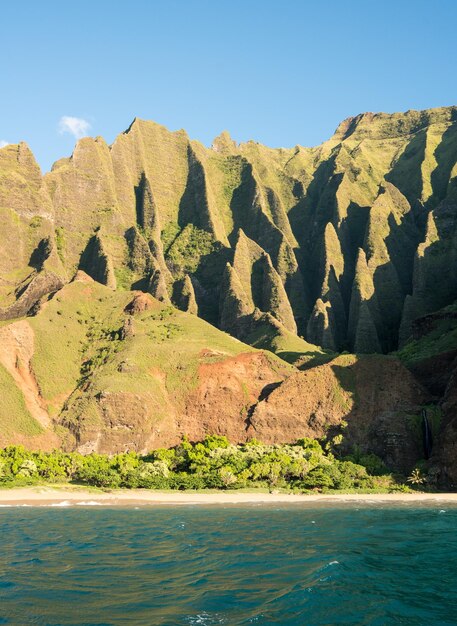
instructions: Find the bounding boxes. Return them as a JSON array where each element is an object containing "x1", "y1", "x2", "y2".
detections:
[
  {"x1": 344, "y1": 449, "x2": 388, "y2": 476},
  {"x1": 0, "y1": 438, "x2": 403, "y2": 493}
]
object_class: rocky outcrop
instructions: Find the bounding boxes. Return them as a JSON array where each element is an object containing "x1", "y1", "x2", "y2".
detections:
[
  {"x1": 173, "y1": 275, "x2": 198, "y2": 314},
  {"x1": 435, "y1": 360, "x2": 457, "y2": 487},
  {"x1": 0, "y1": 274, "x2": 450, "y2": 478},
  {"x1": 79, "y1": 231, "x2": 116, "y2": 289},
  {"x1": 0, "y1": 270, "x2": 65, "y2": 320},
  {"x1": 306, "y1": 298, "x2": 336, "y2": 351},
  {"x1": 219, "y1": 262, "x2": 252, "y2": 337},
  {"x1": 124, "y1": 291, "x2": 156, "y2": 315},
  {"x1": 249, "y1": 354, "x2": 430, "y2": 473},
  {"x1": 347, "y1": 249, "x2": 382, "y2": 353},
  {"x1": 181, "y1": 352, "x2": 288, "y2": 443}
]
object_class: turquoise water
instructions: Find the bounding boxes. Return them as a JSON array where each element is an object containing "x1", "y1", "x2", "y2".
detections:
[{"x1": 1, "y1": 504, "x2": 456, "y2": 625}]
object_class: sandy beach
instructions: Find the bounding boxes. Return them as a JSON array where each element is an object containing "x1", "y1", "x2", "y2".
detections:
[{"x1": 0, "y1": 487, "x2": 457, "y2": 507}]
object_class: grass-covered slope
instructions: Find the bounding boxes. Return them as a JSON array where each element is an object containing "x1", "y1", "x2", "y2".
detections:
[
  {"x1": 398, "y1": 302, "x2": 457, "y2": 369},
  {"x1": 0, "y1": 276, "x2": 294, "y2": 453}
]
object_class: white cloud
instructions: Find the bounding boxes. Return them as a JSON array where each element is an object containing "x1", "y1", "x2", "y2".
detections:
[
  {"x1": 58, "y1": 116, "x2": 91, "y2": 139},
  {"x1": 0, "y1": 140, "x2": 9, "y2": 148}
]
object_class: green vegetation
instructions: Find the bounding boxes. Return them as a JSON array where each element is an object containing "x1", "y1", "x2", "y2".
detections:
[
  {"x1": 398, "y1": 304, "x2": 457, "y2": 366},
  {"x1": 0, "y1": 437, "x2": 410, "y2": 493},
  {"x1": 161, "y1": 221, "x2": 181, "y2": 254},
  {"x1": 166, "y1": 224, "x2": 219, "y2": 277},
  {"x1": 29, "y1": 216, "x2": 43, "y2": 229},
  {"x1": 55, "y1": 226, "x2": 65, "y2": 263},
  {"x1": 30, "y1": 281, "x2": 128, "y2": 404},
  {"x1": 406, "y1": 405, "x2": 442, "y2": 445},
  {"x1": 407, "y1": 468, "x2": 425, "y2": 486},
  {"x1": 114, "y1": 266, "x2": 136, "y2": 291}
]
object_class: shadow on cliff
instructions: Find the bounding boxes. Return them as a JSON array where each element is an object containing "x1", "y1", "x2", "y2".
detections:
[
  {"x1": 228, "y1": 160, "x2": 284, "y2": 264},
  {"x1": 178, "y1": 145, "x2": 213, "y2": 232},
  {"x1": 386, "y1": 129, "x2": 427, "y2": 208},
  {"x1": 327, "y1": 355, "x2": 426, "y2": 474},
  {"x1": 428, "y1": 111, "x2": 457, "y2": 209}
]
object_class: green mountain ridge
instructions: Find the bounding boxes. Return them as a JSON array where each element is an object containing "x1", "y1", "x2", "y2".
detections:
[
  {"x1": 2, "y1": 106, "x2": 457, "y2": 486},
  {"x1": 3, "y1": 106, "x2": 457, "y2": 354}
]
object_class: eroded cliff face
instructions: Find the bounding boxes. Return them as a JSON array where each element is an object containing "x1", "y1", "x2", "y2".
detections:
[
  {"x1": 2, "y1": 107, "x2": 457, "y2": 477},
  {"x1": 249, "y1": 354, "x2": 430, "y2": 474},
  {"x1": 3, "y1": 107, "x2": 457, "y2": 354}
]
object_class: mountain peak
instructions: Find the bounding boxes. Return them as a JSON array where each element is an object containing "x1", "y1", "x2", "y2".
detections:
[{"x1": 212, "y1": 130, "x2": 237, "y2": 153}]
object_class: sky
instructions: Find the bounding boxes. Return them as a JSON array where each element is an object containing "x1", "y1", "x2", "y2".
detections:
[{"x1": 1, "y1": 0, "x2": 457, "y2": 172}]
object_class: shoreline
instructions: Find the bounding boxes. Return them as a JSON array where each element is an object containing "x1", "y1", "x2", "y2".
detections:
[{"x1": 1, "y1": 486, "x2": 457, "y2": 507}]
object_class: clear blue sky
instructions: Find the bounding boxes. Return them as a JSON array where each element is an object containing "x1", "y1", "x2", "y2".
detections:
[{"x1": 2, "y1": 0, "x2": 456, "y2": 171}]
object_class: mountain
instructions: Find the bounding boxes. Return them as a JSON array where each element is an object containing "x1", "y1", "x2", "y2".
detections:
[{"x1": 1, "y1": 106, "x2": 457, "y2": 485}]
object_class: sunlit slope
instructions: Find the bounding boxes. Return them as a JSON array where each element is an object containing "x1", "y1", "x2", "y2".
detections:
[
  {"x1": 2, "y1": 107, "x2": 457, "y2": 359},
  {"x1": 0, "y1": 276, "x2": 294, "y2": 452}
]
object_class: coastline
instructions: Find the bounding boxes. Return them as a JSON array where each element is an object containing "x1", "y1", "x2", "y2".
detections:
[{"x1": 1, "y1": 486, "x2": 457, "y2": 506}]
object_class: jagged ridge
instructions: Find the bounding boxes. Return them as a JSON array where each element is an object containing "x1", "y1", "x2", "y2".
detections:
[{"x1": 2, "y1": 106, "x2": 457, "y2": 357}]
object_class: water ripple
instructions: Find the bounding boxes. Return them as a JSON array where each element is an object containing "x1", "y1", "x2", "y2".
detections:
[{"x1": 1, "y1": 505, "x2": 457, "y2": 624}]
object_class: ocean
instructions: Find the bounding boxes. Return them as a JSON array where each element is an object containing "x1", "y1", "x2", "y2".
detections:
[{"x1": 0, "y1": 503, "x2": 456, "y2": 625}]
